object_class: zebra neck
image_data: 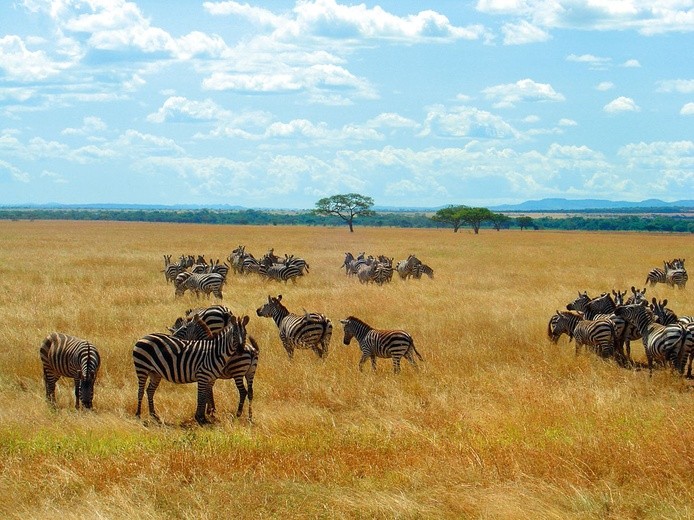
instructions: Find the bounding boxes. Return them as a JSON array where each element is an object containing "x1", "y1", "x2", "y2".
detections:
[{"x1": 272, "y1": 306, "x2": 289, "y2": 327}]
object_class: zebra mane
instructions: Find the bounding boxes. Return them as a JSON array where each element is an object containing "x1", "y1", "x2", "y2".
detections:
[{"x1": 343, "y1": 315, "x2": 371, "y2": 328}]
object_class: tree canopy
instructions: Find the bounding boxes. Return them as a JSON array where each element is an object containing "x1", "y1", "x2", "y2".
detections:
[
  {"x1": 431, "y1": 205, "x2": 497, "y2": 234},
  {"x1": 313, "y1": 193, "x2": 375, "y2": 232}
]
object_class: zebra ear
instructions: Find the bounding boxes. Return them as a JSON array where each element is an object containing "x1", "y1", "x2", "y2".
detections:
[
  {"x1": 277, "y1": 294, "x2": 282, "y2": 301},
  {"x1": 340, "y1": 319, "x2": 348, "y2": 325},
  {"x1": 241, "y1": 315, "x2": 250, "y2": 326},
  {"x1": 662, "y1": 299, "x2": 668, "y2": 306}
]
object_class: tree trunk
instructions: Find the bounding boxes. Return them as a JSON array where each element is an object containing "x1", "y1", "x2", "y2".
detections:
[{"x1": 348, "y1": 220, "x2": 354, "y2": 232}]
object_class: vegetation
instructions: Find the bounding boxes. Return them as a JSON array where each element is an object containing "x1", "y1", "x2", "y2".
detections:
[
  {"x1": 1, "y1": 221, "x2": 693, "y2": 518},
  {"x1": 313, "y1": 193, "x2": 376, "y2": 232},
  {"x1": 1, "y1": 206, "x2": 693, "y2": 232}
]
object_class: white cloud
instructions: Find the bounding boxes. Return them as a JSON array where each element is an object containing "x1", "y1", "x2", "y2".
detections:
[
  {"x1": 203, "y1": 1, "x2": 284, "y2": 28},
  {"x1": 596, "y1": 81, "x2": 615, "y2": 91},
  {"x1": 657, "y1": 79, "x2": 694, "y2": 94},
  {"x1": 61, "y1": 116, "x2": 108, "y2": 136},
  {"x1": 566, "y1": 53, "x2": 611, "y2": 69},
  {"x1": 558, "y1": 118, "x2": 577, "y2": 126},
  {"x1": 419, "y1": 105, "x2": 519, "y2": 139},
  {"x1": 523, "y1": 115, "x2": 540, "y2": 123},
  {"x1": 147, "y1": 97, "x2": 230, "y2": 123},
  {"x1": 680, "y1": 103, "x2": 694, "y2": 116},
  {"x1": 367, "y1": 113, "x2": 419, "y2": 129},
  {"x1": 604, "y1": 96, "x2": 640, "y2": 113},
  {"x1": 482, "y1": 78, "x2": 565, "y2": 108},
  {"x1": 501, "y1": 20, "x2": 550, "y2": 45},
  {"x1": 622, "y1": 59, "x2": 640, "y2": 68},
  {"x1": 0, "y1": 159, "x2": 30, "y2": 182},
  {"x1": 0, "y1": 35, "x2": 73, "y2": 81}
]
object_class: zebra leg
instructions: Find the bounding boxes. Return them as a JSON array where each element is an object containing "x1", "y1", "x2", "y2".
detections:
[
  {"x1": 43, "y1": 370, "x2": 58, "y2": 408},
  {"x1": 405, "y1": 351, "x2": 419, "y2": 370},
  {"x1": 371, "y1": 355, "x2": 377, "y2": 372},
  {"x1": 358, "y1": 353, "x2": 369, "y2": 371},
  {"x1": 246, "y1": 379, "x2": 253, "y2": 423},
  {"x1": 73, "y1": 378, "x2": 81, "y2": 409},
  {"x1": 146, "y1": 374, "x2": 162, "y2": 422},
  {"x1": 393, "y1": 357, "x2": 401, "y2": 374},
  {"x1": 206, "y1": 382, "x2": 217, "y2": 417},
  {"x1": 284, "y1": 343, "x2": 294, "y2": 360},
  {"x1": 234, "y1": 376, "x2": 247, "y2": 418},
  {"x1": 195, "y1": 379, "x2": 212, "y2": 425},
  {"x1": 687, "y1": 352, "x2": 693, "y2": 379}
]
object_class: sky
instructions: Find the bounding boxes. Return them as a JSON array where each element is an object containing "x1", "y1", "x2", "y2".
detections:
[{"x1": 1, "y1": 0, "x2": 693, "y2": 209}]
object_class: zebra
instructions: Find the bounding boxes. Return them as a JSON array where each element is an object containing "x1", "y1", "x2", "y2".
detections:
[
  {"x1": 174, "y1": 272, "x2": 225, "y2": 299},
  {"x1": 411, "y1": 263, "x2": 434, "y2": 279},
  {"x1": 40, "y1": 332, "x2": 101, "y2": 409},
  {"x1": 666, "y1": 268, "x2": 688, "y2": 289},
  {"x1": 255, "y1": 294, "x2": 332, "y2": 359},
  {"x1": 613, "y1": 304, "x2": 689, "y2": 375},
  {"x1": 546, "y1": 311, "x2": 618, "y2": 359},
  {"x1": 339, "y1": 316, "x2": 423, "y2": 373},
  {"x1": 133, "y1": 314, "x2": 250, "y2": 424},
  {"x1": 396, "y1": 254, "x2": 421, "y2": 280},
  {"x1": 209, "y1": 259, "x2": 230, "y2": 279},
  {"x1": 264, "y1": 262, "x2": 303, "y2": 283},
  {"x1": 372, "y1": 257, "x2": 394, "y2": 285},
  {"x1": 649, "y1": 298, "x2": 694, "y2": 378},
  {"x1": 169, "y1": 311, "x2": 259, "y2": 420},
  {"x1": 284, "y1": 254, "x2": 310, "y2": 274},
  {"x1": 169, "y1": 305, "x2": 235, "y2": 338},
  {"x1": 342, "y1": 252, "x2": 367, "y2": 277}
]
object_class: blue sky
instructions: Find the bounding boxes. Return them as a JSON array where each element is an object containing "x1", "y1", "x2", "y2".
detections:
[{"x1": 1, "y1": 0, "x2": 692, "y2": 209}]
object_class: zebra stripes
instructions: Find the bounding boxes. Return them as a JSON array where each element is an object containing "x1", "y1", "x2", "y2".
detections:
[
  {"x1": 133, "y1": 314, "x2": 249, "y2": 424},
  {"x1": 255, "y1": 294, "x2": 332, "y2": 359},
  {"x1": 40, "y1": 332, "x2": 101, "y2": 409},
  {"x1": 547, "y1": 311, "x2": 618, "y2": 359},
  {"x1": 339, "y1": 316, "x2": 423, "y2": 373},
  {"x1": 613, "y1": 304, "x2": 689, "y2": 375},
  {"x1": 170, "y1": 305, "x2": 234, "y2": 338},
  {"x1": 174, "y1": 272, "x2": 225, "y2": 299}
]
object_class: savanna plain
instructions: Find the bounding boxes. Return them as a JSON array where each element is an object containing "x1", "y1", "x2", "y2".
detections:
[{"x1": 1, "y1": 220, "x2": 693, "y2": 519}]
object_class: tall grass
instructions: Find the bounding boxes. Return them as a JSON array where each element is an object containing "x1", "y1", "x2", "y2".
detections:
[{"x1": 0, "y1": 220, "x2": 692, "y2": 519}]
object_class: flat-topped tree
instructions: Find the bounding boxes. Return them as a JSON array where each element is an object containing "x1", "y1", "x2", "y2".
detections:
[{"x1": 313, "y1": 193, "x2": 375, "y2": 232}]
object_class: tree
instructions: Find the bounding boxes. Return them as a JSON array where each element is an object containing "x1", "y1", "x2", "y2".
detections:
[
  {"x1": 489, "y1": 212, "x2": 512, "y2": 231},
  {"x1": 431, "y1": 205, "x2": 469, "y2": 232},
  {"x1": 313, "y1": 193, "x2": 375, "y2": 232},
  {"x1": 461, "y1": 207, "x2": 495, "y2": 234},
  {"x1": 516, "y1": 216, "x2": 535, "y2": 230}
]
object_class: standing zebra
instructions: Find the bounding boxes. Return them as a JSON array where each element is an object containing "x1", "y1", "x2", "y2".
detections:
[
  {"x1": 255, "y1": 294, "x2": 332, "y2": 359},
  {"x1": 169, "y1": 304, "x2": 234, "y2": 337},
  {"x1": 547, "y1": 311, "x2": 618, "y2": 359},
  {"x1": 396, "y1": 254, "x2": 421, "y2": 280},
  {"x1": 169, "y1": 312, "x2": 259, "y2": 421},
  {"x1": 174, "y1": 272, "x2": 225, "y2": 299},
  {"x1": 340, "y1": 316, "x2": 423, "y2": 373},
  {"x1": 613, "y1": 304, "x2": 689, "y2": 375},
  {"x1": 133, "y1": 314, "x2": 249, "y2": 424},
  {"x1": 40, "y1": 332, "x2": 101, "y2": 409}
]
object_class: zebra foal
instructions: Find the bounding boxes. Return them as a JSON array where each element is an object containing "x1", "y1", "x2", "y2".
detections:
[
  {"x1": 133, "y1": 314, "x2": 249, "y2": 424},
  {"x1": 40, "y1": 332, "x2": 101, "y2": 409},
  {"x1": 340, "y1": 316, "x2": 423, "y2": 373}
]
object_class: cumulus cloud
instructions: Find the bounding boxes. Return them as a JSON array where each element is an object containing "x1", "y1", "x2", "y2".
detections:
[
  {"x1": 0, "y1": 35, "x2": 74, "y2": 81},
  {"x1": 558, "y1": 118, "x2": 577, "y2": 126},
  {"x1": 419, "y1": 105, "x2": 519, "y2": 139},
  {"x1": 681, "y1": 103, "x2": 694, "y2": 116},
  {"x1": 482, "y1": 79, "x2": 565, "y2": 108},
  {"x1": 61, "y1": 116, "x2": 108, "y2": 136},
  {"x1": 147, "y1": 97, "x2": 230, "y2": 123},
  {"x1": 603, "y1": 96, "x2": 640, "y2": 113},
  {"x1": 501, "y1": 20, "x2": 550, "y2": 45}
]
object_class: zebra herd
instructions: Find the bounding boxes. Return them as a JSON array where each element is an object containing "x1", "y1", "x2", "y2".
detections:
[
  {"x1": 40, "y1": 294, "x2": 423, "y2": 424},
  {"x1": 548, "y1": 285, "x2": 694, "y2": 377},
  {"x1": 341, "y1": 252, "x2": 434, "y2": 285},
  {"x1": 645, "y1": 258, "x2": 688, "y2": 289},
  {"x1": 227, "y1": 246, "x2": 309, "y2": 284},
  {"x1": 162, "y1": 254, "x2": 230, "y2": 299}
]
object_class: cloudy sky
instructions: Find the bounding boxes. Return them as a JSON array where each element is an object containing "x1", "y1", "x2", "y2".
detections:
[{"x1": 1, "y1": 0, "x2": 692, "y2": 208}]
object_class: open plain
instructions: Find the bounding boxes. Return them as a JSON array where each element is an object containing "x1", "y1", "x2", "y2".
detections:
[{"x1": 1, "y1": 220, "x2": 693, "y2": 519}]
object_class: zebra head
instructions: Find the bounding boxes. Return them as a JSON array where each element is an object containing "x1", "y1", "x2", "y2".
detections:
[
  {"x1": 566, "y1": 291, "x2": 591, "y2": 312},
  {"x1": 79, "y1": 344, "x2": 99, "y2": 409},
  {"x1": 628, "y1": 286, "x2": 647, "y2": 305},
  {"x1": 547, "y1": 311, "x2": 580, "y2": 343},
  {"x1": 340, "y1": 316, "x2": 369, "y2": 346},
  {"x1": 256, "y1": 294, "x2": 284, "y2": 318},
  {"x1": 340, "y1": 318, "x2": 355, "y2": 345}
]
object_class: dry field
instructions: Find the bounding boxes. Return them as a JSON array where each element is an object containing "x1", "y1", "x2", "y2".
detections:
[{"x1": 1, "y1": 220, "x2": 693, "y2": 519}]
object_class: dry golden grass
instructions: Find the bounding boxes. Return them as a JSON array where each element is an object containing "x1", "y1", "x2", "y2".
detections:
[{"x1": 0, "y1": 220, "x2": 693, "y2": 519}]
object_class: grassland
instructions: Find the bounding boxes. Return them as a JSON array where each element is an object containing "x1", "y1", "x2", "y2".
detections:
[{"x1": 0, "y1": 220, "x2": 692, "y2": 519}]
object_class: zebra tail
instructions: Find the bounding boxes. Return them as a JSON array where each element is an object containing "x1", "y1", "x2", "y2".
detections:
[
  {"x1": 411, "y1": 341, "x2": 424, "y2": 361},
  {"x1": 247, "y1": 335, "x2": 260, "y2": 356}
]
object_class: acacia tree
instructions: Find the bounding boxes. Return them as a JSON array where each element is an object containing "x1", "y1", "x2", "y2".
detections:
[
  {"x1": 431, "y1": 205, "x2": 468, "y2": 232},
  {"x1": 432, "y1": 206, "x2": 495, "y2": 234},
  {"x1": 517, "y1": 216, "x2": 535, "y2": 230},
  {"x1": 489, "y1": 212, "x2": 512, "y2": 231},
  {"x1": 313, "y1": 193, "x2": 375, "y2": 232}
]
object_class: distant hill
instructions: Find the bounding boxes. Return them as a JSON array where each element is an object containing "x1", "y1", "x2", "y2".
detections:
[{"x1": 489, "y1": 198, "x2": 694, "y2": 212}]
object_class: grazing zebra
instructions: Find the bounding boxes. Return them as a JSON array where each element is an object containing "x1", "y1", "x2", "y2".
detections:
[
  {"x1": 411, "y1": 263, "x2": 434, "y2": 279},
  {"x1": 255, "y1": 294, "x2": 332, "y2": 359},
  {"x1": 645, "y1": 266, "x2": 667, "y2": 287},
  {"x1": 264, "y1": 262, "x2": 303, "y2": 283},
  {"x1": 396, "y1": 254, "x2": 421, "y2": 280},
  {"x1": 340, "y1": 316, "x2": 423, "y2": 373},
  {"x1": 613, "y1": 304, "x2": 689, "y2": 375},
  {"x1": 372, "y1": 258, "x2": 394, "y2": 285},
  {"x1": 547, "y1": 311, "x2": 618, "y2": 359},
  {"x1": 649, "y1": 299, "x2": 694, "y2": 378},
  {"x1": 209, "y1": 259, "x2": 230, "y2": 279},
  {"x1": 40, "y1": 332, "x2": 101, "y2": 409},
  {"x1": 169, "y1": 312, "x2": 259, "y2": 420},
  {"x1": 284, "y1": 254, "x2": 310, "y2": 274},
  {"x1": 174, "y1": 272, "x2": 225, "y2": 299},
  {"x1": 133, "y1": 314, "x2": 250, "y2": 424}
]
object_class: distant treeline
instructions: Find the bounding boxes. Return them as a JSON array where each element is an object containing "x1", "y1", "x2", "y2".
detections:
[{"x1": 1, "y1": 208, "x2": 693, "y2": 233}]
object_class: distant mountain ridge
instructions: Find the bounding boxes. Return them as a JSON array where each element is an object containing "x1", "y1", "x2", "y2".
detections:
[{"x1": 489, "y1": 198, "x2": 694, "y2": 211}]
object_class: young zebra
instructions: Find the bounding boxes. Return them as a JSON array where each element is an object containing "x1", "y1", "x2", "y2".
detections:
[
  {"x1": 169, "y1": 305, "x2": 234, "y2": 337},
  {"x1": 340, "y1": 316, "x2": 423, "y2": 373},
  {"x1": 255, "y1": 294, "x2": 332, "y2": 359},
  {"x1": 613, "y1": 304, "x2": 689, "y2": 375},
  {"x1": 174, "y1": 272, "x2": 225, "y2": 299},
  {"x1": 133, "y1": 314, "x2": 250, "y2": 424},
  {"x1": 169, "y1": 312, "x2": 259, "y2": 421},
  {"x1": 40, "y1": 332, "x2": 101, "y2": 409},
  {"x1": 547, "y1": 311, "x2": 618, "y2": 359}
]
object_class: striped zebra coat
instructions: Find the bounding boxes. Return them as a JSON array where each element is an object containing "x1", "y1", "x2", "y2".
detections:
[
  {"x1": 340, "y1": 316, "x2": 423, "y2": 373},
  {"x1": 256, "y1": 294, "x2": 332, "y2": 359},
  {"x1": 613, "y1": 304, "x2": 690, "y2": 375},
  {"x1": 132, "y1": 314, "x2": 249, "y2": 424},
  {"x1": 170, "y1": 311, "x2": 258, "y2": 421},
  {"x1": 650, "y1": 299, "x2": 694, "y2": 378},
  {"x1": 174, "y1": 272, "x2": 225, "y2": 299},
  {"x1": 547, "y1": 311, "x2": 618, "y2": 359},
  {"x1": 40, "y1": 332, "x2": 101, "y2": 409}
]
